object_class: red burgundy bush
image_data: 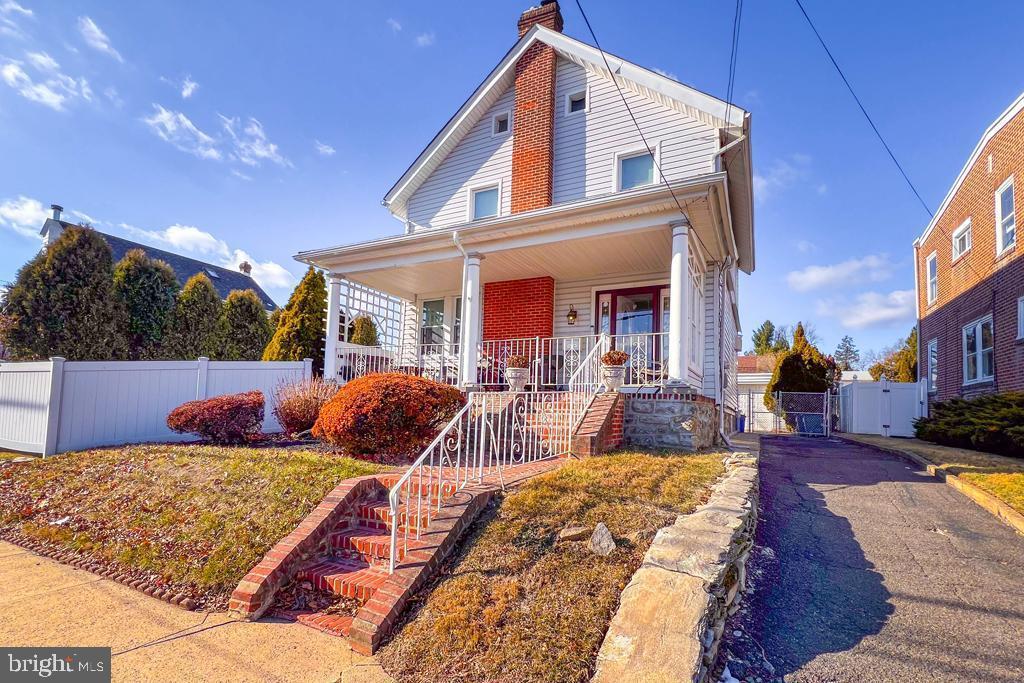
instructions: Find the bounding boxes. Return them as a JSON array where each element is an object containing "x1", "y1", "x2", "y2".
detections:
[
  {"x1": 312, "y1": 373, "x2": 464, "y2": 463},
  {"x1": 166, "y1": 390, "x2": 265, "y2": 443}
]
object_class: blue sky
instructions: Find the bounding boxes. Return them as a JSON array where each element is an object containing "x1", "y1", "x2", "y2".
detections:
[{"x1": 1, "y1": 1, "x2": 1022, "y2": 360}]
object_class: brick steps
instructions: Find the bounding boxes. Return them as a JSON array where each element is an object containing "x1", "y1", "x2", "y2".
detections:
[{"x1": 295, "y1": 558, "x2": 389, "y2": 602}]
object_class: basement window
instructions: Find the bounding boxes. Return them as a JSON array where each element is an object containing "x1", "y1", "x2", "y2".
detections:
[
  {"x1": 492, "y1": 111, "x2": 510, "y2": 136},
  {"x1": 566, "y1": 88, "x2": 588, "y2": 115}
]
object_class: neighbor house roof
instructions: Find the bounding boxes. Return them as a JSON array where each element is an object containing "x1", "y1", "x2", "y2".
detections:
[
  {"x1": 737, "y1": 354, "x2": 777, "y2": 374},
  {"x1": 42, "y1": 220, "x2": 277, "y2": 310},
  {"x1": 381, "y1": 25, "x2": 754, "y2": 272}
]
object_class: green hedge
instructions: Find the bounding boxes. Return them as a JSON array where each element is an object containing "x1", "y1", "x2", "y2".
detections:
[{"x1": 914, "y1": 392, "x2": 1024, "y2": 458}]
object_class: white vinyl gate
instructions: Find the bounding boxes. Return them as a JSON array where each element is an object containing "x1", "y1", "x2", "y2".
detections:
[{"x1": 837, "y1": 379, "x2": 928, "y2": 437}]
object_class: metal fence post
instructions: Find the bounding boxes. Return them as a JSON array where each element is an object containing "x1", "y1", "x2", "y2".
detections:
[{"x1": 42, "y1": 357, "x2": 66, "y2": 457}]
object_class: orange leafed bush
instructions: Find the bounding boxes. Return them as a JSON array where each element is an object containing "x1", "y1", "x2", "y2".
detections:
[
  {"x1": 272, "y1": 376, "x2": 339, "y2": 435},
  {"x1": 312, "y1": 373, "x2": 464, "y2": 463},
  {"x1": 167, "y1": 391, "x2": 264, "y2": 443}
]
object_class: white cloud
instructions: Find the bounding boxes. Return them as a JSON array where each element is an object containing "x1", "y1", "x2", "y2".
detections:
[
  {"x1": 143, "y1": 104, "x2": 221, "y2": 160},
  {"x1": 386, "y1": 18, "x2": 402, "y2": 32},
  {"x1": 0, "y1": 195, "x2": 47, "y2": 238},
  {"x1": 219, "y1": 115, "x2": 291, "y2": 167},
  {"x1": 794, "y1": 239, "x2": 817, "y2": 254},
  {"x1": 753, "y1": 153, "x2": 823, "y2": 202},
  {"x1": 225, "y1": 249, "x2": 295, "y2": 289},
  {"x1": 230, "y1": 169, "x2": 252, "y2": 181},
  {"x1": 26, "y1": 51, "x2": 58, "y2": 71},
  {"x1": 180, "y1": 75, "x2": 199, "y2": 99},
  {"x1": 654, "y1": 67, "x2": 678, "y2": 81},
  {"x1": 817, "y1": 290, "x2": 916, "y2": 330},
  {"x1": 77, "y1": 16, "x2": 123, "y2": 63},
  {"x1": 0, "y1": 1, "x2": 33, "y2": 40},
  {"x1": 0, "y1": 59, "x2": 90, "y2": 111},
  {"x1": 70, "y1": 209, "x2": 97, "y2": 224},
  {"x1": 414, "y1": 31, "x2": 435, "y2": 47},
  {"x1": 130, "y1": 223, "x2": 231, "y2": 257},
  {"x1": 786, "y1": 254, "x2": 894, "y2": 292},
  {"x1": 314, "y1": 139, "x2": 336, "y2": 157},
  {"x1": 103, "y1": 85, "x2": 123, "y2": 108}
]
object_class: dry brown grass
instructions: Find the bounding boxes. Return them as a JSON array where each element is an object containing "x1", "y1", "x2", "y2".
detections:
[{"x1": 378, "y1": 450, "x2": 725, "y2": 683}]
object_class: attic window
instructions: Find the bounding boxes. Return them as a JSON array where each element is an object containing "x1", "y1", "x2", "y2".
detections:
[
  {"x1": 492, "y1": 111, "x2": 510, "y2": 136},
  {"x1": 566, "y1": 89, "x2": 588, "y2": 115},
  {"x1": 205, "y1": 269, "x2": 221, "y2": 279},
  {"x1": 470, "y1": 184, "x2": 500, "y2": 221}
]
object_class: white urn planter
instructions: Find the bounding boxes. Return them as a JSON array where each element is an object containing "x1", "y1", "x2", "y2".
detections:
[
  {"x1": 505, "y1": 367, "x2": 530, "y2": 392},
  {"x1": 601, "y1": 364, "x2": 626, "y2": 392}
]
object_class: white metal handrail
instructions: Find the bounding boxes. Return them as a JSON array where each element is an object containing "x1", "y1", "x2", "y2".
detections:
[
  {"x1": 387, "y1": 390, "x2": 591, "y2": 572},
  {"x1": 567, "y1": 333, "x2": 610, "y2": 392}
]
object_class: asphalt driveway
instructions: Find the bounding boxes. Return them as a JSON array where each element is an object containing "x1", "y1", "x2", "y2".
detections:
[{"x1": 717, "y1": 435, "x2": 1024, "y2": 682}]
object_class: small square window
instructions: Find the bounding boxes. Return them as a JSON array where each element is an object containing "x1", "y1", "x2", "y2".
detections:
[
  {"x1": 952, "y1": 219, "x2": 972, "y2": 260},
  {"x1": 492, "y1": 111, "x2": 509, "y2": 136},
  {"x1": 619, "y1": 151, "x2": 655, "y2": 191},
  {"x1": 567, "y1": 90, "x2": 587, "y2": 114},
  {"x1": 471, "y1": 186, "x2": 499, "y2": 221}
]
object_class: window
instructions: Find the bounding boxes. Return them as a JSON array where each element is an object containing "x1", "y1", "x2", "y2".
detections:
[
  {"x1": 688, "y1": 252, "x2": 704, "y2": 367},
  {"x1": 1018, "y1": 296, "x2": 1024, "y2": 340},
  {"x1": 618, "y1": 151, "x2": 655, "y2": 191},
  {"x1": 996, "y1": 176, "x2": 1016, "y2": 254},
  {"x1": 952, "y1": 218, "x2": 972, "y2": 260},
  {"x1": 927, "y1": 338, "x2": 938, "y2": 393},
  {"x1": 492, "y1": 111, "x2": 510, "y2": 136},
  {"x1": 420, "y1": 299, "x2": 445, "y2": 346},
  {"x1": 566, "y1": 89, "x2": 587, "y2": 115},
  {"x1": 962, "y1": 315, "x2": 994, "y2": 384},
  {"x1": 471, "y1": 185, "x2": 499, "y2": 221},
  {"x1": 926, "y1": 252, "x2": 938, "y2": 304},
  {"x1": 205, "y1": 269, "x2": 220, "y2": 279},
  {"x1": 453, "y1": 296, "x2": 462, "y2": 345}
]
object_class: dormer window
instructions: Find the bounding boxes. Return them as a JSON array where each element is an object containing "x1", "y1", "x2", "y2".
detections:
[
  {"x1": 470, "y1": 184, "x2": 500, "y2": 221},
  {"x1": 492, "y1": 111, "x2": 510, "y2": 136},
  {"x1": 566, "y1": 89, "x2": 588, "y2": 115}
]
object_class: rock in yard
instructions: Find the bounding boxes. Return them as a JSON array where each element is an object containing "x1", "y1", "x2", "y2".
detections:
[
  {"x1": 589, "y1": 522, "x2": 616, "y2": 556},
  {"x1": 558, "y1": 526, "x2": 591, "y2": 542}
]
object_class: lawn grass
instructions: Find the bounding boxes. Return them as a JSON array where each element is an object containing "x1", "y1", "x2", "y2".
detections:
[
  {"x1": 378, "y1": 450, "x2": 726, "y2": 683},
  {"x1": 848, "y1": 434, "x2": 1024, "y2": 516},
  {"x1": 0, "y1": 444, "x2": 386, "y2": 604}
]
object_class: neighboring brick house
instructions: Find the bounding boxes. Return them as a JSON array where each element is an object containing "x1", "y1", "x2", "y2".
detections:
[
  {"x1": 296, "y1": 1, "x2": 755, "y2": 430},
  {"x1": 914, "y1": 91, "x2": 1024, "y2": 401}
]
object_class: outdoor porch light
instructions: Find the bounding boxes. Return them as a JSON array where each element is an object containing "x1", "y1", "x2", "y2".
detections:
[{"x1": 566, "y1": 304, "x2": 578, "y2": 326}]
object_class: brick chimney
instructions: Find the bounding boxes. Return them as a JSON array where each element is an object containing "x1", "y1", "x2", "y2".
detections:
[
  {"x1": 511, "y1": 1, "x2": 563, "y2": 214},
  {"x1": 239, "y1": 261, "x2": 252, "y2": 275}
]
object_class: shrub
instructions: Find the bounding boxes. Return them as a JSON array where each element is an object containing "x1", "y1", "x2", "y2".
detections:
[
  {"x1": 601, "y1": 350, "x2": 629, "y2": 366},
  {"x1": 167, "y1": 391, "x2": 265, "y2": 443},
  {"x1": 162, "y1": 273, "x2": 222, "y2": 359},
  {"x1": 213, "y1": 290, "x2": 273, "y2": 360},
  {"x1": 312, "y1": 373, "x2": 464, "y2": 463},
  {"x1": 350, "y1": 315, "x2": 380, "y2": 347},
  {"x1": 505, "y1": 354, "x2": 530, "y2": 369},
  {"x1": 915, "y1": 392, "x2": 1024, "y2": 458},
  {"x1": 764, "y1": 323, "x2": 837, "y2": 412},
  {"x1": 263, "y1": 267, "x2": 327, "y2": 375},
  {"x1": 272, "y1": 376, "x2": 339, "y2": 435},
  {"x1": 113, "y1": 248, "x2": 180, "y2": 359}
]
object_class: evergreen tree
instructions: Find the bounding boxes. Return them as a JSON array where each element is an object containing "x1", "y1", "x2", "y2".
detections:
[
  {"x1": 350, "y1": 315, "x2": 380, "y2": 346},
  {"x1": 112, "y1": 249, "x2": 180, "y2": 359},
  {"x1": 869, "y1": 327, "x2": 918, "y2": 382},
  {"x1": 764, "y1": 322, "x2": 838, "y2": 411},
  {"x1": 751, "y1": 320, "x2": 777, "y2": 355},
  {"x1": 0, "y1": 226, "x2": 124, "y2": 360},
  {"x1": 162, "y1": 273, "x2": 221, "y2": 359},
  {"x1": 834, "y1": 335, "x2": 860, "y2": 371},
  {"x1": 214, "y1": 289, "x2": 273, "y2": 360},
  {"x1": 262, "y1": 266, "x2": 326, "y2": 374}
]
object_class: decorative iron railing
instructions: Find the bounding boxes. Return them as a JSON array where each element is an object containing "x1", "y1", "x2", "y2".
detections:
[{"x1": 387, "y1": 390, "x2": 591, "y2": 572}]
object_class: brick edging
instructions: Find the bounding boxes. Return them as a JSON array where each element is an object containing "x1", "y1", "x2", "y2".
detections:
[
  {"x1": 836, "y1": 435, "x2": 1024, "y2": 536},
  {"x1": 228, "y1": 474, "x2": 385, "y2": 620},
  {"x1": 0, "y1": 532, "x2": 198, "y2": 610}
]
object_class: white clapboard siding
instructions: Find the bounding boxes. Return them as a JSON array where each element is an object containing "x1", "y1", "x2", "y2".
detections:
[
  {"x1": 0, "y1": 359, "x2": 311, "y2": 455},
  {"x1": 407, "y1": 85, "x2": 515, "y2": 230},
  {"x1": 553, "y1": 58, "x2": 717, "y2": 204},
  {"x1": 702, "y1": 269, "x2": 718, "y2": 399},
  {"x1": 721, "y1": 270, "x2": 740, "y2": 413},
  {"x1": 552, "y1": 271, "x2": 669, "y2": 338},
  {"x1": 0, "y1": 361, "x2": 52, "y2": 452}
]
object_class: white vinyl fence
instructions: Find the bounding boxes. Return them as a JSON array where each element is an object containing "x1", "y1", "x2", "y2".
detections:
[
  {"x1": 837, "y1": 379, "x2": 928, "y2": 438},
  {"x1": 0, "y1": 357, "x2": 312, "y2": 456}
]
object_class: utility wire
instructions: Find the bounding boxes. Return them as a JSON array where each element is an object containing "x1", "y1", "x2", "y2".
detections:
[
  {"x1": 793, "y1": 0, "x2": 932, "y2": 218},
  {"x1": 573, "y1": 0, "x2": 715, "y2": 257},
  {"x1": 724, "y1": 0, "x2": 745, "y2": 130}
]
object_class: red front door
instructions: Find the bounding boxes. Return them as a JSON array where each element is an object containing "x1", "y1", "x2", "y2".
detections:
[{"x1": 595, "y1": 285, "x2": 666, "y2": 336}]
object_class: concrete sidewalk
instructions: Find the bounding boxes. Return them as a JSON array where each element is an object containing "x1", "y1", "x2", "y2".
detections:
[{"x1": 0, "y1": 541, "x2": 392, "y2": 683}]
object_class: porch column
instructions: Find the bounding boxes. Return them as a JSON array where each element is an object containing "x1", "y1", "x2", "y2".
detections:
[
  {"x1": 667, "y1": 218, "x2": 690, "y2": 386},
  {"x1": 324, "y1": 274, "x2": 342, "y2": 380},
  {"x1": 459, "y1": 253, "x2": 484, "y2": 389}
]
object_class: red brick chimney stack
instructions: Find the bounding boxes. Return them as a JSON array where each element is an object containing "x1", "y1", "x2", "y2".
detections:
[{"x1": 511, "y1": 1, "x2": 563, "y2": 214}]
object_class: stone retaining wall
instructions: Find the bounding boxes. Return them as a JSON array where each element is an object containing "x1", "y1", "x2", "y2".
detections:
[
  {"x1": 623, "y1": 396, "x2": 718, "y2": 451},
  {"x1": 592, "y1": 450, "x2": 758, "y2": 683}
]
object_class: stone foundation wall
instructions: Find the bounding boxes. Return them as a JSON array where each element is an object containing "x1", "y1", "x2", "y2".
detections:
[
  {"x1": 624, "y1": 396, "x2": 718, "y2": 450},
  {"x1": 592, "y1": 451, "x2": 758, "y2": 683}
]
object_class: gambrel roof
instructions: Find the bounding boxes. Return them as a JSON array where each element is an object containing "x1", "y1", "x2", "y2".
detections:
[{"x1": 383, "y1": 25, "x2": 750, "y2": 222}]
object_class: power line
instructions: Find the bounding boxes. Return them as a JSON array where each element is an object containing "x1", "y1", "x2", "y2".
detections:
[
  {"x1": 573, "y1": 0, "x2": 714, "y2": 257},
  {"x1": 793, "y1": 0, "x2": 932, "y2": 218},
  {"x1": 724, "y1": 0, "x2": 745, "y2": 130}
]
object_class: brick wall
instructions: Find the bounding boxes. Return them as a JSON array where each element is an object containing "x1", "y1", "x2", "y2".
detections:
[
  {"x1": 483, "y1": 276, "x2": 555, "y2": 341},
  {"x1": 572, "y1": 392, "x2": 623, "y2": 456},
  {"x1": 916, "y1": 103, "x2": 1024, "y2": 400}
]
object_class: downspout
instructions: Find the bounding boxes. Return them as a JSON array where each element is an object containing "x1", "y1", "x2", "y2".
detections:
[{"x1": 452, "y1": 231, "x2": 468, "y2": 259}]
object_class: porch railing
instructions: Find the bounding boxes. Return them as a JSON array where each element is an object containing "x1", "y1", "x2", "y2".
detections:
[
  {"x1": 387, "y1": 390, "x2": 591, "y2": 572},
  {"x1": 336, "y1": 332, "x2": 668, "y2": 389}
]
